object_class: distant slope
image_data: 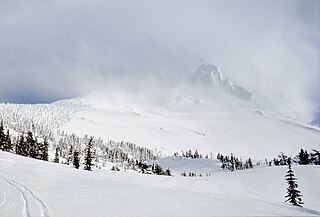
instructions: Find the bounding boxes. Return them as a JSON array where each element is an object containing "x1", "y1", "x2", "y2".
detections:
[
  {"x1": 1, "y1": 86, "x2": 319, "y2": 160},
  {"x1": 1, "y1": 151, "x2": 319, "y2": 217},
  {"x1": 60, "y1": 88, "x2": 320, "y2": 159}
]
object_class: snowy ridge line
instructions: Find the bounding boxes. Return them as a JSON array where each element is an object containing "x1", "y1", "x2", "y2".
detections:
[
  {"x1": 0, "y1": 175, "x2": 51, "y2": 217},
  {"x1": 0, "y1": 191, "x2": 8, "y2": 210}
]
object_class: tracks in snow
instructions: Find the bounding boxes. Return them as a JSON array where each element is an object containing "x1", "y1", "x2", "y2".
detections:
[
  {"x1": 0, "y1": 175, "x2": 50, "y2": 217},
  {"x1": 0, "y1": 191, "x2": 8, "y2": 209}
]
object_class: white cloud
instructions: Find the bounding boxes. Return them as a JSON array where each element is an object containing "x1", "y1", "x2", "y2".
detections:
[{"x1": 0, "y1": 0, "x2": 319, "y2": 120}]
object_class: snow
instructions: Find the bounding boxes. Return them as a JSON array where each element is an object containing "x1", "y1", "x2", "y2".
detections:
[
  {"x1": 192, "y1": 64, "x2": 256, "y2": 102},
  {"x1": 59, "y1": 88, "x2": 320, "y2": 160},
  {"x1": 1, "y1": 151, "x2": 319, "y2": 216}
]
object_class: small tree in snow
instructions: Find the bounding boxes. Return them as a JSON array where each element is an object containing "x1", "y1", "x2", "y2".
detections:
[
  {"x1": 26, "y1": 131, "x2": 37, "y2": 158},
  {"x1": 3, "y1": 129, "x2": 13, "y2": 152},
  {"x1": 310, "y1": 149, "x2": 320, "y2": 165},
  {"x1": 285, "y1": 158, "x2": 303, "y2": 207},
  {"x1": 40, "y1": 138, "x2": 49, "y2": 161},
  {"x1": 54, "y1": 147, "x2": 59, "y2": 163},
  {"x1": 73, "y1": 150, "x2": 80, "y2": 169},
  {"x1": 0, "y1": 121, "x2": 5, "y2": 150},
  {"x1": 84, "y1": 137, "x2": 94, "y2": 171},
  {"x1": 67, "y1": 145, "x2": 74, "y2": 165}
]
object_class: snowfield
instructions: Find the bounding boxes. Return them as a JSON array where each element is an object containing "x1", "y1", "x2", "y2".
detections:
[
  {"x1": 60, "y1": 89, "x2": 320, "y2": 160},
  {"x1": 1, "y1": 151, "x2": 320, "y2": 217}
]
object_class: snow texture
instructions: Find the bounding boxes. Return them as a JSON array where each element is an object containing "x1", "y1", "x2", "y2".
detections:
[{"x1": 0, "y1": 151, "x2": 319, "y2": 217}]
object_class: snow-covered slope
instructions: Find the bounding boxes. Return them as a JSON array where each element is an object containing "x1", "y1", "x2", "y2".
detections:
[
  {"x1": 0, "y1": 64, "x2": 319, "y2": 160},
  {"x1": 58, "y1": 87, "x2": 320, "y2": 160},
  {"x1": 1, "y1": 151, "x2": 319, "y2": 217}
]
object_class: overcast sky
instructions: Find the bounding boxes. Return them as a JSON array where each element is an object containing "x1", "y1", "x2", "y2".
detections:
[{"x1": 0, "y1": 0, "x2": 319, "y2": 121}]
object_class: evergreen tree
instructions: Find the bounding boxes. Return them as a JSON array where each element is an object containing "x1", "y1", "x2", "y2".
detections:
[
  {"x1": 73, "y1": 150, "x2": 80, "y2": 169},
  {"x1": 40, "y1": 138, "x2": 49, "y2": 161},
  {"x1": 3, "y1": 129, "x2": 12, "y2": 152},
  {"x1": 194, "y1": 150, "x2": 199, "y2": 158},
  {"x1": 67, "y1": 145, "x2": 74, "y2": 165},
  {"x1": 230, "y1": 154, "x2": 235, "y2": 171},
  {"x1": 165, "y1": 167, "x2": 171, "y2": 176},
  {"x1": 298, "y1": 149, "x2": 309, "y2": 165},
  {"x1": 26, "y1": 131, "x2": 37, "y2": 158},
  {"x1": 17, "y1": 133, "x2": 29, "y2": 156},
  {"x1": 310, "y1": 149, "x2": 320, "y2": 165},
  {"x1": 54, "y1": 147, "x2": 59, "y2": 163},
  {"x1": 16, "y1": 134, "x2": 23, "y2": 155},
  {"x1": 278, "y1": 152, "x2": 288, "y2": 165},
  {"x1": 285, "y1": 158, "x2": 303, "y2": 207},
  {"x1": 247, "y1": 158, "x2": 253, "y2": 169},
  {"x1": 0, "y1": 121, "x2": 5, "y2": 151},
  {"x1": 84, "y1": 137, "x2": 94, "y2": 171}
]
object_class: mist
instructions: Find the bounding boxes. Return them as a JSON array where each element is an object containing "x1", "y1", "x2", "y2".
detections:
[{"x1": 0, "y1": 0, "x2": 319, "y2": 121}]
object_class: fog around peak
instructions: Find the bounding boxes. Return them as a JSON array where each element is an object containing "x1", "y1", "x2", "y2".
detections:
[{"x1": 0, "y1": 0, "x2": 319, "y2": 121}]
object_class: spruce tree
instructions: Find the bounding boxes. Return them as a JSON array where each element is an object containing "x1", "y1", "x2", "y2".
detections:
[
  {"x1": 310, "y1": 149, "x2": 320, "y2": 165},
  {"x1": 67, "y1": 145, "x2": 74, "y2": 165},
  {"x1": 73, "y1": 150, "x2": 80, "y2": 169},
  {"x1": 54, "y1": 147, "x2": 59, "y2": 163},
  {"x1": 285, "y1": 158, "x2": 303, "y2": 207},
  {"x1": 3, "y1": 129, "x2": 12, "y2": 152},
  {"x1": 298, "y1": 149, "x2": 309, "y2": 165},
  {"x1": 16, "y1": 134, "x2": 24, "y2": 156},
  {"x1": 84, "y1": 137, "x2": 94, "y2": 171},
  {"x1": 18, "y1": 133, "x2": 29, "y2": 156},
  {"x1": 26, "y1": 131, "x2": 37, "y2": 158},
  {"x1": 40, "y1": 138, "x2": 49, "y2": 161},
  {"x1": 0, "y1": 121, "x2": 5, "y2": 151}
]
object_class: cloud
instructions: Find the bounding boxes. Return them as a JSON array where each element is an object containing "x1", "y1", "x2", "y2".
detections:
[{"x1": 0, "y1": 0, "x2": 319, "y2": 120}]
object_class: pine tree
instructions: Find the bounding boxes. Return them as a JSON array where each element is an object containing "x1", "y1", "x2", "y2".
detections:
[
  {"x1": 67, "y1": 145, "x2": 74, "y2": 165},
  {"x1": 26, "y1": 131, "x2": 37, "y2": 158},
  {"x1": 298, "y1": 149, "x2": 309, "y2": 165},
  {"x1": 73, "y1": 150, "x2": 80, "y2": 169},
  {"x1": 285, "y1": 158, "x2": 303, "y2": 207},
  {"x1": 16, "y1": 134, "x2": 24, "y2": 156},
  {"x1": 0, "y1": 121, "x2": 5, "y2": 151},
  {"x1": 84, "y1": 137, "x2": 94, "y2": 171},
  {"x1": 278, "y1": 152, "x2": 288, "y2": 165},
  {"x1": 54, "y1": 147, "x2": 59, "y2": 163},
  {"x1": 310, "y1": 149, "x2": 320, "y2": 165},
  {"x1": 3, "y1": 129, "x2": 12, "y2": 152},
  {"x1": 40, "y1": 138, "x2": 49, "y2": 161}
]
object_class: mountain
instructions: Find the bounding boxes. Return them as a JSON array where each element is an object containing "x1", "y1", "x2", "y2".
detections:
[
  {"x1": 1, "y1": 64, "x2": 320, "y2": 216},
  {"x1": 192, "y1": 64, "x2": 257, "y2": 103},
  {"x1": 2, "y1": 83, "x2": 319, "y2": 160},
  {"x1": 0, "y1": 64, "x2": 319, "y2": 160}
]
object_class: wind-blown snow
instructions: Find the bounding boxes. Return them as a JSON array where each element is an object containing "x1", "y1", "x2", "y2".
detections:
[{"x1": 0, "y1": 151, "x2": 319, "y2": 216}]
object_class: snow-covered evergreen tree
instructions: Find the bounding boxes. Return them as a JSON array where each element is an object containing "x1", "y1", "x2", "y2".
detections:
[
  {"x1": 285, "y1": 158, "x2": 303, "y2": 207},
  {"x1": 54, "y1": 147, "x2": 59, "y2": 163},
  {"x1": 84, "y1": 137, "x2": 94, "y2": 171},
  {"x1": 0, "y1": 121, "x2": 5, "y2": 150},
  {"x1": 26, "y1": 131, "x2": 37, "y2": 159},
  {"x1": 40, "y1": 138, "x2": 49, "y2": 161},
  {"x1": 310, "y1": 149, "x2": 320, "y2": 165},
  {"x1": 73, "y1": 150, "x2": 80, "y2": 169},
  {"x1": 298, "y1": 149, "x2": 309, "y2": 165},
  {"x1": 67, "y1": 145, "x2": 74, "y2": 165},
  {"x1": 3, "y1": 129, "x2": 12, "y2": 152}
]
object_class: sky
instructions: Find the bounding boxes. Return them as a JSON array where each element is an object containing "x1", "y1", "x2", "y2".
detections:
[{"x1": 0, "y1": 0, "x2": 319, "y2": 121}]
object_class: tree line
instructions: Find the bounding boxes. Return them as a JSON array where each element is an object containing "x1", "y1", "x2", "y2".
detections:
[{"x1": 0, "y1": 121, "x2": 48, "y2": 161}]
